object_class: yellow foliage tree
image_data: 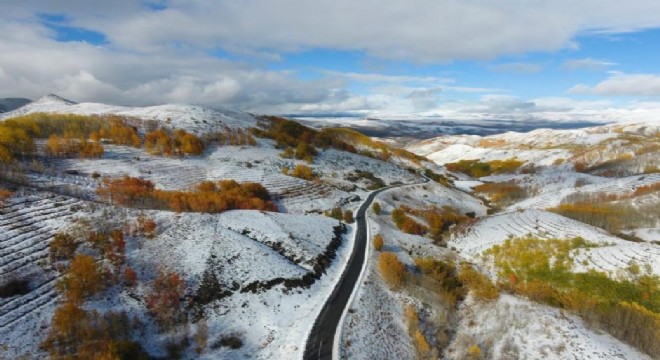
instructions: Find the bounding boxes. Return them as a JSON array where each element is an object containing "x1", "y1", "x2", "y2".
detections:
[{"x1": 379, "y1": 252, "x2": 406, "y2": 289}]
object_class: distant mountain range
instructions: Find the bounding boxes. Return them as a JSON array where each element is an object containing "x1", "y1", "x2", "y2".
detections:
[{"x1": 0, "y1": 98, "x2": 32, "y2": 113}]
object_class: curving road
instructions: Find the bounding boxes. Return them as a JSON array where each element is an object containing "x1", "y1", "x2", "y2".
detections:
[{"x1": 304, "y1": 175, "x2": 428, "y2": 360}]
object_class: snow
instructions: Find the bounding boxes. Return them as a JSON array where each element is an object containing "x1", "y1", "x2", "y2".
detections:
[
  {"x1": 509, "y1": 173, "x2": 660, "y2": 210},
  {"x1": 0, "y1": 187, "x2": 354, "y2": 359},
  {"x1": 449, "y1": 209, "x2": 660, "y2": 278},
  {"x1": 0, "y1": 95, "x2": 258, "y2": 135},
  {"x1": 447, "y1": 294, "x2": 651, "y2": 360}
]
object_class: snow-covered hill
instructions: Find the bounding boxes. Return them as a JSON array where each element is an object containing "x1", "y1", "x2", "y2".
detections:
[{"x1": 0, "y1": 94, "x2": 258, "y2": 134}]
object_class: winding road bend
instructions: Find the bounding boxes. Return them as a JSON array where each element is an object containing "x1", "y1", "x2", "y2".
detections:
[{"x1": 304, "y1": 175, "x2": 428, "y2": 360}]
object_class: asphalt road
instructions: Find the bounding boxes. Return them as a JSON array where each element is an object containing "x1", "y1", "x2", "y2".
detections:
[{"x1": 303, "y1": 176, "x2": 428, "y2": 360}]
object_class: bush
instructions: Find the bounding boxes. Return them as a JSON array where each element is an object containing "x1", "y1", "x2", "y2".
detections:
[
  {"x1": 473, "y1": 182, "x2": 527, "y2": 207},
  {"x1": 379, "y1": 252, "x2": 406, "y2": 289},
  {"x1": 57, "y1": 254, "x2": 106, "y2": 303},
  {"x1": 467, "y1": 344, "x2": 482, "y2": 359},
  {"x1": 372, "y1": 201, "x2": 381, "y2": 215},
  {"x1": 325, "y1": 207, "x2": 343, "y2": 220},
  {"x1": 343, "y1": 210, "x2": 354, "y2": 223},
  {"x1": 0, "y1": 278, "x2": 30, "y2": 298},
  {"x1": 218, "y1": 334, "x2": 244, "y2": 349},
  {"x1": 49, "y1": 232, "x2": 79, "y2": 263},
  {"x1": 291, "y1": 164, "x2": 315, "y2": 181},
  {"x1": 373, "y1": 234, "x2": 384, "y2": 251},
  {"x1": 146, "y1": 270, "x2": 186, "y2": 330},
  {"x1": 458, "y1": 263, "x2": 499, "y2": 302},
  {"x1": 445, "y1": 159, "x2": 524, "y2": 178},
  {"x1": 0, "y1": 189, "x2": 13, "y2": 204}
]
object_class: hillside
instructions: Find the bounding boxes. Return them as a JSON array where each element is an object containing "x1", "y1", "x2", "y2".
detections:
[{"x1": 0, "y1": 97, "x2": 657, "y2": 360}]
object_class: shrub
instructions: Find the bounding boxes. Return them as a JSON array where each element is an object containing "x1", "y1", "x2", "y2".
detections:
[
  {"x1": 0, "y1": 189, "x2": 13, "y2": 204},
  {"x1": 343, "y1": 210, "x2": 354, "y2": 223},
  {"x1": 195, "y1": 319, "x2": 209, "y2": 354},
  {"x1": 467, "y1": 344, "x2": 482, "y2": 359},
  {"x1": 473, "y1": 182, "x2": 527, "y2": 206},
  {"x1": 123, "y1": 267, "x2": 138, "y2": 287},
  {"x1": 137, "y1": 213, "x2": 157, "y2": 238},
  {"x1": 0, "y1": 278, "x2": 30, "y2": 298},
  {"x1": 458, "y1": 263, "x2": 499, "y2": 302},
  {"x1": 218, "y1": 334, "x2": 244, "y2": 349},
  {"x1": 372, "y1": 201, "x2": 381, "y2": 215},
  {"x1": 373, "y1": 234, "x2": 384, "y2": 251},
  {"x1": 49, "y1": 232, "x2": 79, "y2": 263},
  {"x1": 291, "y1": 164, "x2": 315, "y2": 181},
  {"x1": 325, "y1": 207, "x2": 343, "y2": 220},
  {"x1": 549, "y1": 203, "x2": 622, "y2": 233},
  {"x1": 146, "y1": 270, "x2": 186, "y2": 330},
  {"x1": 445, "y1": 159, "x2": 524, "y2": 178},
  {"x1": 58, "y1": 254, "x2": 106, "y2": 303},
  {"x1": 379, "y1": 252, "x2": 406, "y2": 289},
  {"x1": 391, "y1": 206, "x2": 427, "y2": 235}
]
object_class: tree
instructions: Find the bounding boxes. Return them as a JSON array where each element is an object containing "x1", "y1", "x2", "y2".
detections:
[
  {"x1": 372, "y1": 201, "x2": 381, "y2": 215},
  {"x1": 379, "y1": 252, "x2": 406, "y2": 289},
  {"x1": 50, "y1": 232, "x2": 79, "y2": 263},
  {"x1": 195, "y1": 319, "x2": 209, "y2": 354},
  {"x1": 59, "y1": 254, "x2": 106, "y2": 303},
  {"x1": 373, "y1": 234, "x2": 384, "y2": 251},
  {"x1": 123, "y1": 267, "x2": 138, "y2": 287},
  {"x1": 147, "y1": 270, "x2": 186, "y2": 330},
  {"x1": 343, "y1": 210, "x2": 354, "y2": 223},
  {"x1": 0, "y1": 189, "x2": 13, "y2": 204}
]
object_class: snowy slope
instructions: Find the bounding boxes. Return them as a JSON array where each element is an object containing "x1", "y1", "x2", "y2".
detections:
[
  {"x1": 447, "y1": 294, "x2": 652, "y2": 360},
  {"x1": 0, "y1": 187, "x2": 351, "y2": 359},
  {"x1": 449, "y1": 209, "x2": 660, "y2": 278}
]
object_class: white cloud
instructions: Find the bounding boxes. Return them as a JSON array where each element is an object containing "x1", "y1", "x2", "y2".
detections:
[
  {"x1": 5, "y1": 1, "x2": 660, "y2": 63},
  {"x1": 1, "y1": 1, "x2": 660, "y2": 118},
  {"x1": 569, "y1": 73, "x2": 660, "y2": 96},
  {"x1": 491, "y1": 63, "x2": 543, "y2": 74},
  {"x1": 563, "y1": 58, "x2": 616, "y2": 71}
]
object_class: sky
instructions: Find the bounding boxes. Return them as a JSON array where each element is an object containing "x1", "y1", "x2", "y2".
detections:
[{"x1": 1, "y1": 0, "x2": 660, "y2": 122}]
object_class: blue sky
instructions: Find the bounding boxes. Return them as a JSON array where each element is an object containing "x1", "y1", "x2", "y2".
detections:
[{"x1": 2, "y1": 1, "x2": 660, "y2": 121}]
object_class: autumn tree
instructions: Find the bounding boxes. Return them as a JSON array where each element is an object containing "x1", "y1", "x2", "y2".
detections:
[
  {"x1": 147, "y1": 270, "x2": 187, "y2": 330},
  {"x1": 0, "y1": 189, "x2": 12, "y2": 204},
  {"x1": 373, "y1": 234, "x2": 384, "y2": 251},
  {"x1": 137, "y1": 213, "x2": 157, "y2": 238},
  {"x1": 343, "y1": 210, "x2": 354, "y2": 223},
  {"x1": 50, "y1": 232, "x2": 79, "y2": 263},
  {"x1": 458, "y1": 263, "x2": 499, "y2": 302},
  {"x1": 291, "y1": 164, "x2": 315, "y2": 181},
  {"x1": 58, "y1": 254, "x2": 106, "y2": 303},
  {"x1": 379, "y1": 252, "x2": 406, "y2": 289},
  {"x1": 123, "y1": 267, "x2": 138, "y2": 287}
]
